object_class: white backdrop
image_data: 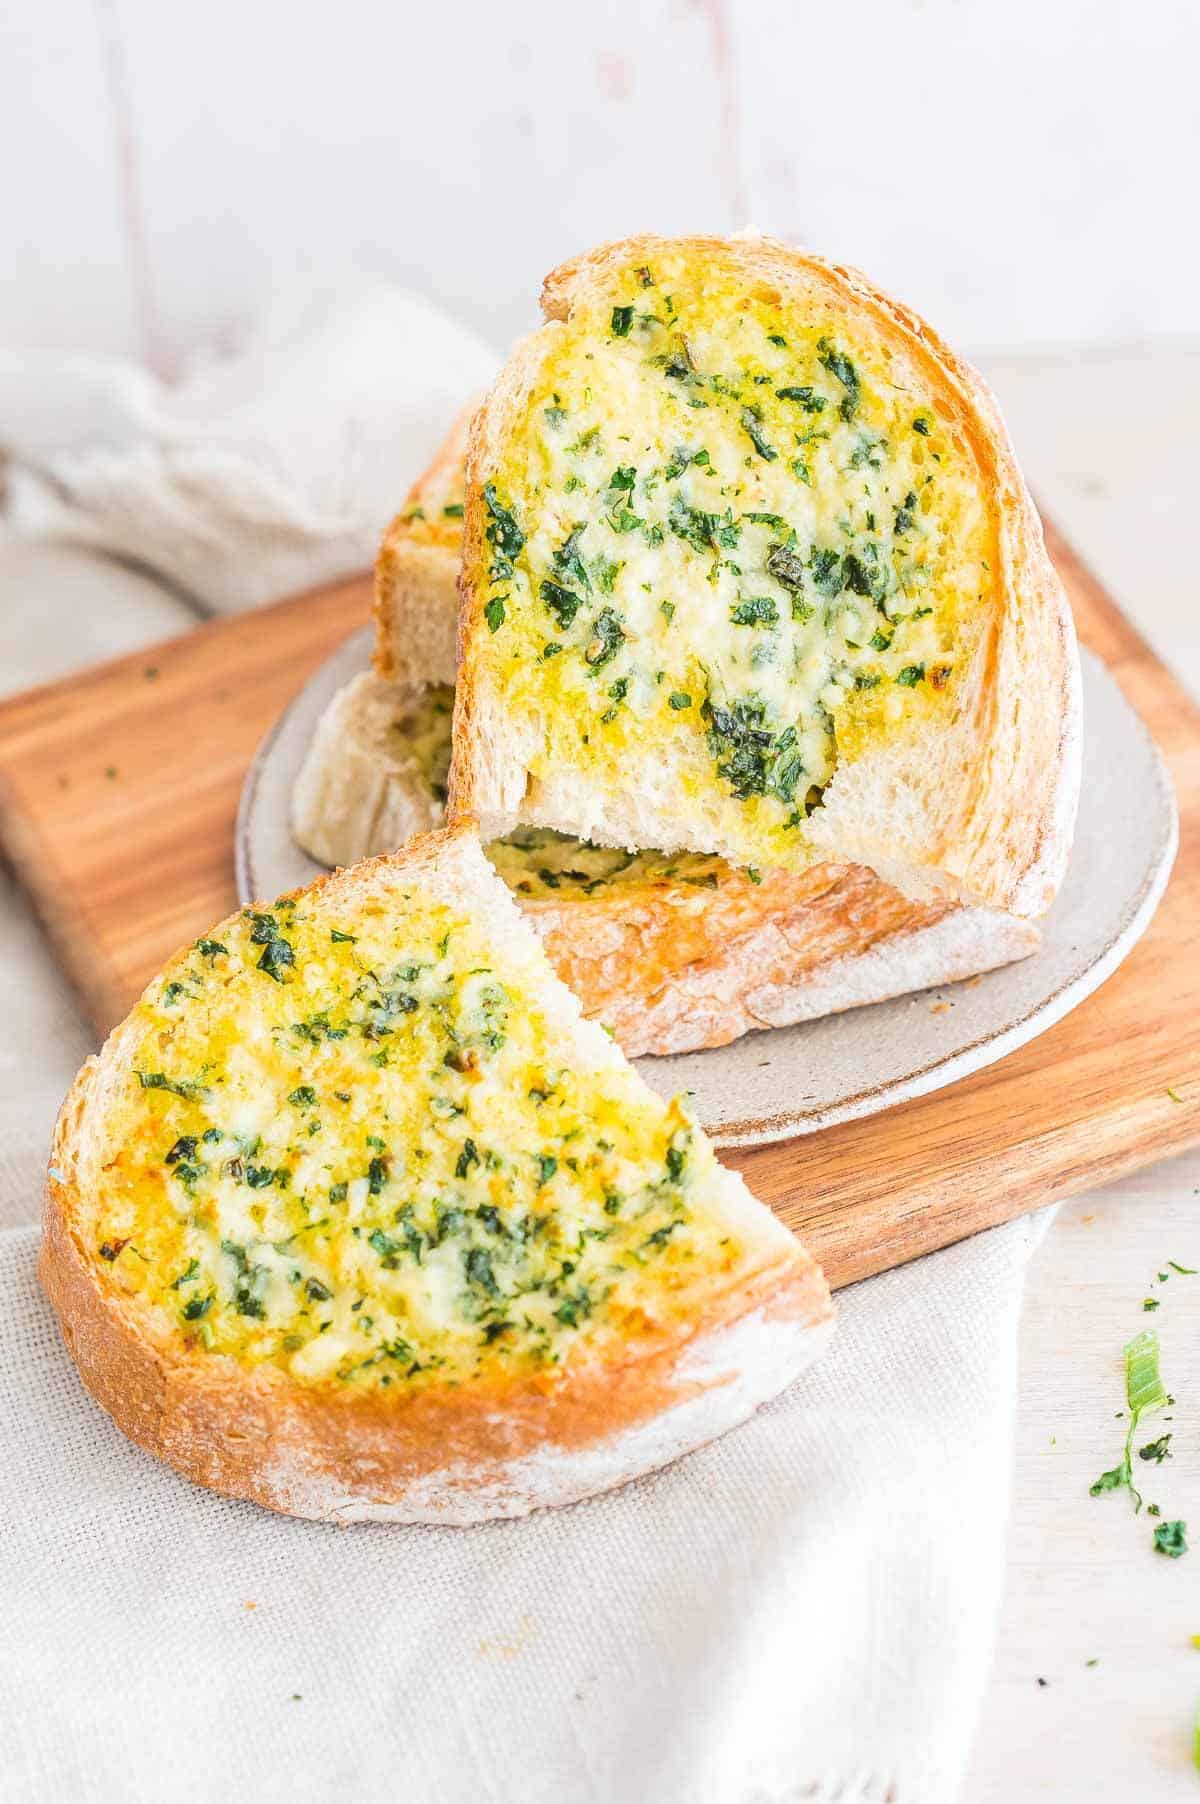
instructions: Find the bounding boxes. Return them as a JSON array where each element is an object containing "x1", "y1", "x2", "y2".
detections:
[{"x1": 4, "y1": 0, "x2": 1197, "y2": 371}]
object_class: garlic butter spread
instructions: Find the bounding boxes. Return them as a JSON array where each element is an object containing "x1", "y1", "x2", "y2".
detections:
[
  {"x1": 393, "y1": 682, "x2": 745, "y2": 899},
  {"x1": 475, "y1": 246, "x2": 991, "y2": 864},
  {"x1": 90, "y1": 885, "x2": 745, "y2": 1389},
  {"x1": 489, "y1": 828, "x2": 724, "y2": 899}
]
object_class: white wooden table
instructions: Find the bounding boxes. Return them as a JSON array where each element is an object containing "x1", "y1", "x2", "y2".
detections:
[
  {"x1": 963, "y1": 347, "x2": 1200, "y2": 1800},
  {"x1": 1, "y1": 344, "x2": 1196, "y2": 1801}
]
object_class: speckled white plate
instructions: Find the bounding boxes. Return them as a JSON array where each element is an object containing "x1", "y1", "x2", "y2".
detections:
[{"x1": 237, "y1": 633, "x2": 1176, "y2": 1147}]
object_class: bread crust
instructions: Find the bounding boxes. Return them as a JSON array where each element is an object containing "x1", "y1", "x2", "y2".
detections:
[
  {"x1": 373, "y1": 403, "x2": 475, "y2": 686},
  {"x1": 451, "y1": 234, "x2": 1081, "y2": 918},
  {"x1": 528, "y1": 861, "x2": 1038, "y2": 1059},
  {"x1": 41, "y1": 826, "x2": 834, "y2": 1523}
]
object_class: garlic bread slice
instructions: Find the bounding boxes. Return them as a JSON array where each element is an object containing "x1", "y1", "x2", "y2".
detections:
[
  {"x1": 41, "y1": 827, "x2": 832, "y2": 1522},
  {"x1": 295, "y1": 413, "x2": 1040, "y2": 1056},
  {"x1": 452, "y1": 234, "x2": 1080, "y2": 915},
  {"x1": 373, "y1": 403, "x2": 472, "y2": 687}
]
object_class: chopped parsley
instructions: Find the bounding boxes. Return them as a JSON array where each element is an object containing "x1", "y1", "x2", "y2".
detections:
[
  {"x1": 483, "y1": 483, "x2": 524, "y2": 581},
  {"x1": 554, "y1": 524, "x2": 591, "y2": 592},
  {"x1": 705, "y1": 699, "x2": 805, "y2": 806},
  {"x1": 257, "y1": 935, "x2": 295, "y2": 982},
  {"x1": 775, "y1": 385, "x2": 825, "y2": 413},
  {"x1": 368, "y1": 1228, "x2": 402, "y2": 1268},
  {"x1": 740, "y1": 406, "x2": 777, "y2": 461},
  {"x1": 808, "y1": 547, "x2": 843, "y2": 597},
  {"x1": 1154, "y1": 1520, "x2": 1188, "y2": 1558},
  {"x1": 1091, "y1": 1329, "x2": 1171, "y2": 1518},
  {"x1": 817, "y1": 339, "x2": 860, "y2": 420},
  {"x1": 664, "y1": 446, "x2": 706, "y2": 480},
  {"x1": 730, "y1": 596, "x2": 779, "y2": 627},
  {"x1": 668, "y1": 494, "x2": 739, "y2": 554},
  {"x1": 465, "y1": 1246, "x2": 499, "y2": 1296},
  {"x1": 584, "y1": 607, "x2": 625, "y2": 670},
  {"x1": 894, "y1": 491, "x2": 919, "y2": 535},
  {"x1": 843, "y1": 545, "x2": 889, "y2": 602},
  {"x1": 222, "y1": 1241, "x2": 269, "y2": 1319},
  {"x1": 540, "y1": 579, "x2": 582, "y2": 629},
  {"x1": 135, "y1": 1070, "x2": 210, "y2": 1101}
]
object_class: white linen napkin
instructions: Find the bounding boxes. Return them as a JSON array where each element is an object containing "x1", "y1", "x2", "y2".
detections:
[
  {"x1": 0, "y1": 291, "x2": 1052, "y2": 1803},
  {"x1": 0, "y1": 285, "x2": 499, "y2": 613},
  {"x1": 0, "y1": 1208, "x2": 1048, "y2": 1804}
]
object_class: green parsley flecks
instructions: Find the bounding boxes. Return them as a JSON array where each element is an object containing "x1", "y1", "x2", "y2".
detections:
[
  {"x1": 475, "y1": 257, "x2": 978, "y2": 849},
  {"x1": 1090, "y1": 1327, "x2": 1191, "y2": 1559},
  {"x1": 96, "y1": 891, "x2": 721, "y2": 1395}
]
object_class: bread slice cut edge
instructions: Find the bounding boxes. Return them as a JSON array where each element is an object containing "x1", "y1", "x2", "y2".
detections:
[
  {"x1": 373, "y1": 403, "x2": 474, "y2": 687},
  {"x1": 293, "y1": 648, "x2": 1040, "y2": 1058}
]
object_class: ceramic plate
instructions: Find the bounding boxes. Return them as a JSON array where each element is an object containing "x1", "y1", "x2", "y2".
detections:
[{"x1": 237, "y1": 634, "x2": 1177, "y2": 1146}]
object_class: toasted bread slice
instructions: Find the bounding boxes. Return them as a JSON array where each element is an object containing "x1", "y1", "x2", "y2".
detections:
[
  {"x1": 293, "y1": 668, "x2": 1038, "y2": 1056},
  {"x1": 452, "y1": 234, "x2": 1080, "y2": 916},
  {"x1": 291, "y1": 672, "x2": 452, "y2": 864},
  {"x1": 41, "y1": 827, "x2": 833, "y2": 1522},
  {"x1": 373, "y1": 403, "x2": 472, "y2": 686}
]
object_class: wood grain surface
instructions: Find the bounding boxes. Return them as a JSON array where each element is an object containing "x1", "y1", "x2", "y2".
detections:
[{"x1": 0, "y1": 522, "x2": 1196, "y2": 1289}]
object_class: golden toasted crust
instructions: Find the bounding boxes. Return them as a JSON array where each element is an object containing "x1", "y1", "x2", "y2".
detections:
[
  {"x1": 451, "y1": 233, "x2": 1081, "y2": 917},
  {"x1": 524, "y1": 862, "x2": 1037, "y2": 1058},
  {"x1": 373, "y1": 404, "x2": 475, "y2": 685},
  {"x1": 41, "y1": 1119, "x2": 830, "y2": 1521},
  {"x1": 41, "y1": 826, "x2": 834, "y2": 1522}
]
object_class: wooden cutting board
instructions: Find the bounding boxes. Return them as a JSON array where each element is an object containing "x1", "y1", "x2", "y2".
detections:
[{"x1": 0, "y1": 521, "x2": 1197, "y2": 1289}]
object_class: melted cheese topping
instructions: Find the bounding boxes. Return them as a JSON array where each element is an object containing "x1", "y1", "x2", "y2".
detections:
[
  {"x1": 89, "y1": 883, "x2": 747, "y2": 1391},
  {"x1": 475, "y1": 245, "x2": 992, "y2": 864}
]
